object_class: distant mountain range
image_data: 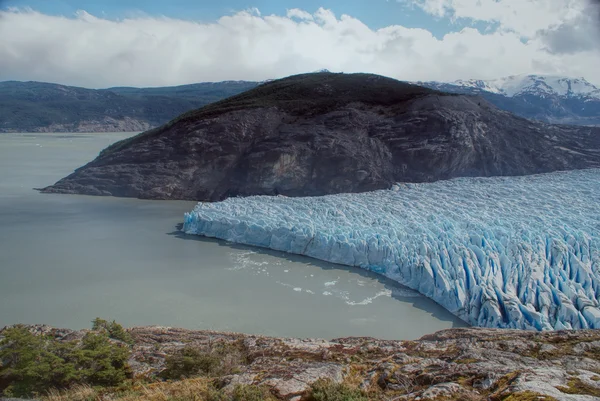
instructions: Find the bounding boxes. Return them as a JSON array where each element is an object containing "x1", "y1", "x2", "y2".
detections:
[
  {"x1": 1, "y1": 74, "x2": 599, "y2": 132},
  {"x1": 416, "y1": 74, "x2": 600, "y2": 126},
  {"x1": 0, "y1": 80, "x2": 258, "y2": 132}
]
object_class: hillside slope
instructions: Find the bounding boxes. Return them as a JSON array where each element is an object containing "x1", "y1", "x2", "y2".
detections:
[
  {"x1": 0, "y1": 80, "x2": 258, "y2": 132},
  {"x1": 41, "y1": 72, "x2": 600, "y2": 201}
]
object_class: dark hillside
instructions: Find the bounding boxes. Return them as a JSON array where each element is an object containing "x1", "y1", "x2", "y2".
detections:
[{"x1": 42, "y1": 72, "x2": 600, "y2": 201}]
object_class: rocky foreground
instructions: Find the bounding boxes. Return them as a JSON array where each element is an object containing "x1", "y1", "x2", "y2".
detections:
[
  {"x1": 42, "y1": 72, "x2": 600, "y2": 201},
  {"x1": 8, "y1": 325, "x2": 600, "y2": 400}
]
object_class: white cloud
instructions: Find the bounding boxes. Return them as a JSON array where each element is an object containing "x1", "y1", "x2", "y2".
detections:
[
  {"x1": 405, "y1": 0, "x2": 593, "y2": 37},
  {"x1": 0, "y1": 6, "x2": 599, "y2": 88},
  {"x1": 286, "y1": 8, "x2": 314, "y2": 21}
]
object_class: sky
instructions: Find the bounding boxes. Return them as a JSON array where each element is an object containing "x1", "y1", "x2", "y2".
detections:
[{"x1": 0, "y1": 0, "x2": 599, "y2": 88}]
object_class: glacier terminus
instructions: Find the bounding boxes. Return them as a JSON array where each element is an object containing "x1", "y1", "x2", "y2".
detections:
[{"x1": 183, "y1": 169, "x2": 600, "y2": 331}]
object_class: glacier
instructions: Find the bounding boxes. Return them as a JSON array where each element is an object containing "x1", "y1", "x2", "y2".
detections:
[{"x1": 183, "y1": 169, "x2": 600, "y2": 330}]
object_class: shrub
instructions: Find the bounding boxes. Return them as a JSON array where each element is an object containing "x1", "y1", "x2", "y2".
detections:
[
  {"x1": 307, "y1": 379, "x2": 369, "y2": 401},
  {"x1": 230, "y1": 384, "x2": 277, "y2": 401},
  {"x1": 0, "y1": 324, "x2": 131, "y2": 397},
  {"x1": 161, "y1": 342, "x2": 247, "y2": 380},
  {"x1": 70, "y1": 332, "x2": 131, "y2": 386},
  {"x1": 161, "y1": 347, "x2": 221, "y2": 380},
  {"x1": 91, "y1": 318, "x2": 133, "y2": 344}
]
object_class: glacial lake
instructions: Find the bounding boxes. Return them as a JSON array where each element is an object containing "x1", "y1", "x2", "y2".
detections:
[{"x1": 0, "y1": 132, "x2": 465, "y2": 340}]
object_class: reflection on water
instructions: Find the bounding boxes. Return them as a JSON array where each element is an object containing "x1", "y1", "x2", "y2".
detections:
[{"x1": 0, "y1": 132, "x2": 466, "y2": 340}]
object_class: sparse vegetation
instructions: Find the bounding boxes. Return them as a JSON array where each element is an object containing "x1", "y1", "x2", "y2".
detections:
[
  {"x1": 307, "y1": 379, "x2": 369, "y2": 401},
  {"x1": 488, "y1": 371, "x2": 521, "y2": 401},
  {"x1": 2, "y1": 320, "x2": 598, "y2": 401},
  {"x1": 556, "y1": 376, "x2": 600, "y2": 397},
  {"x1": 43, "y1": 380, "x2": 277, "y2": 401},
  {"x1": 229, "y1": 384, "x2": 278, "y2": 401},
  {"x1": 161, "y1": 347, "x2": 222, "y2": 380},
  {"x1": 502, "y1": 391, "x2": 559, "y2": 401},
  {"x1": 161, "y1": 342, "x2": 247, "y2": 380}
]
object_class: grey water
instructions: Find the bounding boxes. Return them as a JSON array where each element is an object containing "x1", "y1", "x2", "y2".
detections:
[{"x1": 0, "y1": 132, "x2": 465, "y2": 340}]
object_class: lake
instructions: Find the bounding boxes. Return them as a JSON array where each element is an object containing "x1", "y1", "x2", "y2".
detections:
[{"x1": 0, "y1": 132, "x2": 465, "y2": 340}]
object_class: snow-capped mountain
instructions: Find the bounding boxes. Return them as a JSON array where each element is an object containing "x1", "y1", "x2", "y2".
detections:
[
  {"x1": 451, "y1": 74, "x2": 600, "y2": 99},
  {"x1": 417, "y1": 74, "x2": 600, "y2": 126}
]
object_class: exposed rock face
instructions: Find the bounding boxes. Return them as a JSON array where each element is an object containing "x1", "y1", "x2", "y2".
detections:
[
  {"x1": 41, "y1": 72, "x2": 600, "y2": 201},
  {"x1": 6, "y1": 324, "x2": 600, "y2": 400}
]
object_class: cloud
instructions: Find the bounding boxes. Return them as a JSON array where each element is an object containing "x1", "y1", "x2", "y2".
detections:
[
  {"x1": 538, "y1": 10, "x2": 598, "y2": 53},
  {"x1": 405, "y1": 0, "x2": 588, "y2": 37},
  {"x1": 0, "y1": 6, "x2": 599, "y2": 88},
  {"x1": 286, "y1": 8, "x2": 314, "y2": 21},
  {"x1": 534, "y1": 0, "x2": 600, "y2": 54}
]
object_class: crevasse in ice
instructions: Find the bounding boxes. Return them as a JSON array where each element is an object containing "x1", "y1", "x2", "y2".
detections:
[{"x1": 183, "y1": 169, "x2": 600, "y2": 330}]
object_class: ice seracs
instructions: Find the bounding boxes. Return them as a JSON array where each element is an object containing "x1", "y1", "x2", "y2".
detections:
[{"x1": 183, "y1": 169, "x2": 600, "y2": 331}]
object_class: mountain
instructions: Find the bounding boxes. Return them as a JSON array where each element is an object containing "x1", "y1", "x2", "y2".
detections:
[
  {"x1": 0, "y1": 80, "x2": 258, "y2": 132},
  {"x1": 417, "y1": 74, "x2": 600, "y2": 126},
  {"x1": 3, "y1": 74, "x2": 599, "y2": 132},
  {"x1": 41, "y1": 72, "x2": 600, "y2": 201}
]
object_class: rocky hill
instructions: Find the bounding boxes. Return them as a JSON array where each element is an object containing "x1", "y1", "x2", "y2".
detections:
[
  {"x1": 418, "y1": 74, "x2": 600, "y2": 126},
  {"x1": 0, "y1": 80, "x2": 258, "y2": 133},
  {"x1": 41, "y1": 72, "x2": 600, "y2": 201}
]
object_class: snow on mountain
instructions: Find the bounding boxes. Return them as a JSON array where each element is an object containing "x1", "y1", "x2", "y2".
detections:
[
  {"x1": 183, "y1": 169, "x2": 600, "y2": 331},
  {"x1": 416, "y1": 75, "x2": 600, "y2": 126},
  {"x1": 449, "y1": 74, "x2": 600, "y2": 99}
]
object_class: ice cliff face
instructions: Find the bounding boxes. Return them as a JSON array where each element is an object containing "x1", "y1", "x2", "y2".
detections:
[{"x1": 184, "y1": 169, "x2": 600, "y2": 331}]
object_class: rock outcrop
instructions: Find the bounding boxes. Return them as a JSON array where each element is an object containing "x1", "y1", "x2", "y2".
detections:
[
  {"x1": 41, "y1": 72, "x2": 600, "y2": 201},
  {"x1": 5, "y1": 324, "x2": 600, "y2": 400}
]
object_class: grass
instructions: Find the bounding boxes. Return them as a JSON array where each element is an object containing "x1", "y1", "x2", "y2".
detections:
[
  {"x1": 556, "y1": 377, "x2": 600, "y2": 397},
  {"x1": 306, "y1": 379, "x2": 369, "y2": 401},
  {"x1": 502, "y1": 391, "x2": 558, "y2": 401},
  {"x1": 488, "y1": 371, "x2": 522, "y2": 401},
  {"x1": 43, "y1": 379, "x2": 277, "y2": 401}
]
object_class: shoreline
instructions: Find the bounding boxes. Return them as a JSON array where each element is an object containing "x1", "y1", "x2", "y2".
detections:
[{"x1": 3, "y1": 324, "x2": 600, "y2": 400}]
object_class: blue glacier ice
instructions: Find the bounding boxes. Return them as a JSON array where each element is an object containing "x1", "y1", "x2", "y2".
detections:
[{"x1": 183, "y1": 169, "x2": 600, "y2": 330}]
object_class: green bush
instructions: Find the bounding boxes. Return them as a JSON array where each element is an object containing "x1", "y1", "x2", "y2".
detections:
[
  {"x1": 161, "y1": 346, "x2": 221, "y2": 380},
  {"x1": 91, "y1": 318, "x2": 133, "y2": 344},
  {"x1": 230, "y1": 384, "x2": 276, "y2": 401},
  {"x1": 162, "y1": 383, "x2": 275, "y2": 401},
  {"x1": 161, "y1": 341, "x2": 247, "y2": 380},
  {"x1": 307, "y1": 379, "x2": 369, "y2": 401},
  {"x1": 0, "y1": 324, "x2": 131, "y2": 397}
]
